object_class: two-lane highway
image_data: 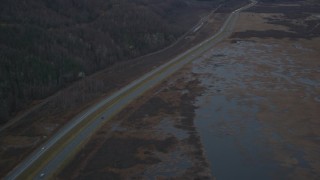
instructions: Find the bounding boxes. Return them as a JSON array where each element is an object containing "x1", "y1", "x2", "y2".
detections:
[{"x1": 5, "y1": 1, "x2": 256, "y2": 179}]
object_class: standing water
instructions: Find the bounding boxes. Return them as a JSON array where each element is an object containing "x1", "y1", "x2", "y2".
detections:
[
  {"x1": 191, "y1": 42, "x2": 290, "y2": 179},
  {"x1": 194, "y1": 95, "x2": 284, "y2": 179}
]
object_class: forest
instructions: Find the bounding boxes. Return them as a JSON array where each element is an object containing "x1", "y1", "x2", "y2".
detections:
[{"x1": 0, "y1": 0, "x2": 234, "y2": 123}]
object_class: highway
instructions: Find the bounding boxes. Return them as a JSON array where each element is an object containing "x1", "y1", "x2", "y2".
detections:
[{"x1": 5, "y1": 1, "x2": 256, "y2": 179}]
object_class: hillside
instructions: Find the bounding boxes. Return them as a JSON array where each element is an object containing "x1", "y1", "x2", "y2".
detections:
[{"x1": 0, "y1": 0, "x2": 225, "y2": 123}]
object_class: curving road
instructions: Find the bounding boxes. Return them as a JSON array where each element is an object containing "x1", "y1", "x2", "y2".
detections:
[{"x1": 5, "y1": 1, "x2": 256, "y2": 179}]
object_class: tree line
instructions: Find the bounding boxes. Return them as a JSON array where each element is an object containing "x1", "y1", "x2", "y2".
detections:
[{"x1": 0, "y1": 0, "x2": 199, "y2": 123}]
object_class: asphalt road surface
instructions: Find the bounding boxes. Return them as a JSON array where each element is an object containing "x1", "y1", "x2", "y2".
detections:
[{"x1": 5, "y1": 1, "x2": 256, "y2": 179}]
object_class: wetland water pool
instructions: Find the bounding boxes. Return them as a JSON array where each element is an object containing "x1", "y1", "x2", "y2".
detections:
[
  {"x1": 194, "y1": 94, "x2": 285, "y2": 179},
  {"x1": 191, "y1": 40, "x2": 320, "y2": 179}
]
